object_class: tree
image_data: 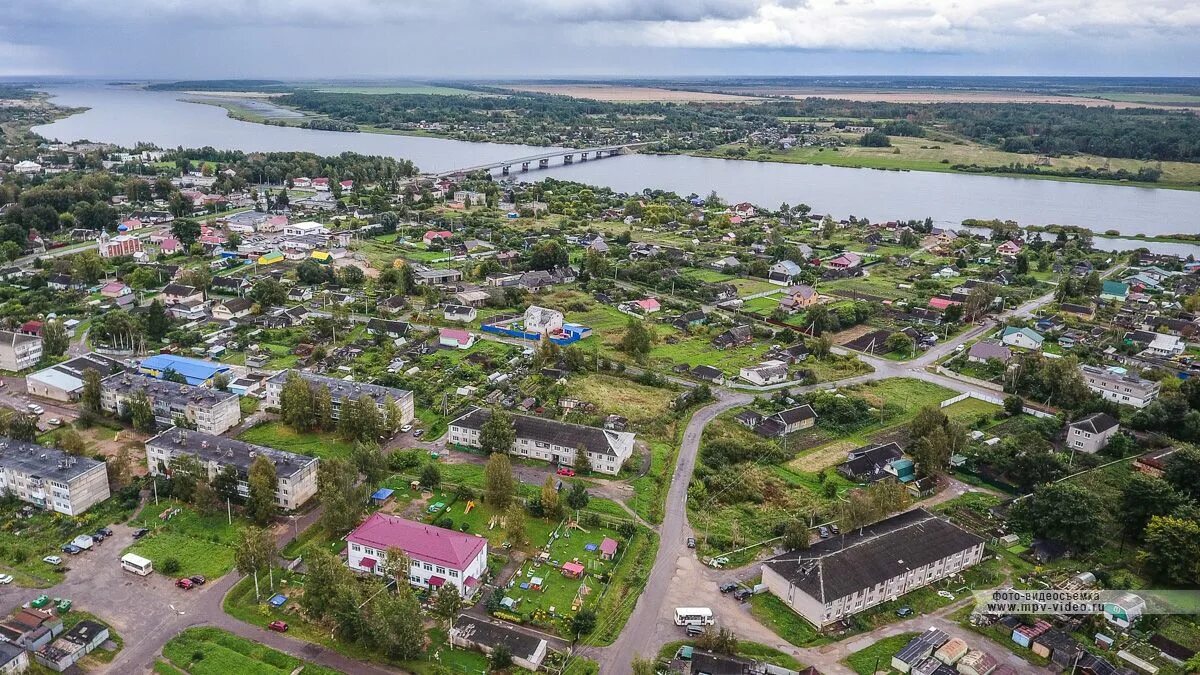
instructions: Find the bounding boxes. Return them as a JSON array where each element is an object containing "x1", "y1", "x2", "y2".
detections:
[
  {"x1": 565, "y1": 481, "x2": 590, "y2": 510},
  {"x1": 145, "y1": 300, "x2": 170, "y2": 341},
  {"x1": 127, "y1": 390, "x2": 155, "y2": 432},
  {"x1": 505, "y1": 503, "x2": 528, "y2": 547},
  {"x1": 1119, "y1": 474, "x2": 1183, "y2": 542},
  {"x1": 250, "y1": 278, "x2": 287, "y2": 307},
  {"x1": 620, "y1": 318, "x2": 652, "y2": 360},
  {"x1": 318, "y1": 458, "x2": 367, "y2": 533},
  {"x1": 312, "y1": 384, "x2": 333, "y2": 431},
  {"x1": 529, "y1": 240, "x2": 568, "y2": 271},
  {"x1": 246, "y1": 454, "x2": 279, "y2": 525},
  {"x1": 171, "y1": 218, "x2": 201, "y2": 246},
  {"x1": 81, "y1": 368, "x2": 103, "y2": 414},
  {"x1": 490, "y1": 644, "x2": 514, "y2": 670},
  {"x1": 108, "y1": 444, "x2": 133, "y2": 489},
  {"x1": 279, "y1": 372, "x2": 315, "y2": 430},
  {"x1": 431, "y1": 584, "x2": 463, "y2": 632},
  {"x1": 885, "y1": 331, "x2": 914, "y2": 357},
  {"x1": 1009, "y1": 482, "x2": 1107, "y2": 552},
  {"x1": 193, "y1": 478, "x2": 221, "y2": 516},
  {"x1": 1164, "y1": 446, "x2": 1200, "y2": 501},
  {"x1": 54, "y1": 428, "x2": 86, "y2": 456},
  {"x1": 301, "y1": 548, "x2": 354, "y2": 619},
  {"x1": 352, "y1": 441, "x2": 388, "y2": 486},
  {"x1": 72, "y1": 250, "x2": 104, "y2": 284},
  {"x1": 212, "y1": 372, "x2": 230, "y2": 392},
  {"x1": 382, "y1": 396, "x2": 402, "y2": 436},
  {"x1": 484, "y1": 453, "x2": 516, "y2": 508},
  {"x1": 859, "y1": 130, "x2": 891, "y2": 147},
  {"x1": 574, "y1": 447, "x2": 593, "y2": 475},
  {"x1": 167, "y1": 453, "x2": 203, "y2": 502},
  {"x1": 41, "y1": 319, "x2": 69, "y2": 357},
  {"x1": 234, "y1": 526, "x2": 276, "y2": 576},
  {"x1": 213, "y1": 465, "x2": 240, "y2": 503},
  {"x1": 911, "y1": 422, "x2": 966, "y2": 478},
  {"x1": 782, "y1": 521, "x2": 810, "y2": 551},
  {"x1": 1142, "y1": 515, "x2": 1200, "y2": 585},
  {"x1": 479, "y1": 410, "x2": 516, "y2": 455},
  {"x1": 572, "y1": 608, "x2": 597, "y2": 638},
  {"x1": 540, "y1": 475, "x2": 560, "y2": 519},
  {"x1": 1003, "y1": 395, "x2": 1023, "y2": 417},
  {"x1": 420, "y1": 463, "x2": 442, "y2": 489}
]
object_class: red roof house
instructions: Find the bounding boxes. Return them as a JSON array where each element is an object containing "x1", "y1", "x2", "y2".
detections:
[
  {"x1": 928, "y1": 296, "x2": 962, "y2": 311},
  {"x1": 827, "y1": 252, "x2": 863, "y2": 269},
  {"x1": 635, "y1": 298, "x2": 661, "y2": 313},
  {"x1": 599, "y1": 537, "x2": 619, "y2": 560},
  {"x1": 439, "y1": 328, "x2": 476, "y2": 349},
  {"x1": 423, "y1": 230, "x2": 453, "y2": 245},
  {"x1": 345, "y1": 513, "x2": 488, "y2": 597}
]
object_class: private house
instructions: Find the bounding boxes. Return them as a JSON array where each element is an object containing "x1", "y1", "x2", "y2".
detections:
[
  {"x1": 1080, "y1": 364, "x2": 1161, "y2": 409},
  {"x1": 100, "y1": 281, "x2": 132, "y2": 299},
  {"x1": 927, "y1": 296, "x2": 961, "y2": 312},
  {"x1": 450, "y1": 615, "x2": 548, "y2": 671},
  {"x1": 711, "y1": 255, "x2": 740, "y2": 271},
  {"x1": 779, "y1": 285, "x2": 819, "y2": 313},
  {"x1": 453, "y1": 289, "x2": 490, "y2": 307},
  {"x1": 1101, "y1": 280, "x2": 1130, "y2": 302},
  {"x1": 1059, "y1": 303, "x2": 1095, "y2": 319},
  {"x1": 412, "y1": 265, "x2": 463, "y2": 286},
  {"x1": 738, "y1": 361, "x2": 789, "y2": 386},
  {"x1": 0, "y1": 437, "x2": 111, "y2": 516},
  {"x1": 265, "y1": 370, "x2": 415, "y2": 427},
  {"x1": 366, "y1": 319, "x2": 410, "y2": 340},
  {"x1": 0, "y1": 330, "x2": 42, "y2": 372},
  {"x1": 439, "y1": 328, "x2": 476, "y2": 349},
  {"x1": 449, "y1": 407, "x2": 636, "y2": 475},
  {"x1": 422, "y1": 230, "x2": 453, "y2": 245},
  {"x1": 999, "y1": 327, "x2": 1044, "y2": 350},
  {"x1": 689, "y1": 364, "x2": 725, "y2": 385},
  {"x1": 967, "y1": 340, "x2": 1012, "y2": 364},
  {"x1": 211, "y1": 297, "x2": 253, "y2": 320},
  {"x1": 827, "y1": 252, "x2": 862, "y2": 270},
  {"x1": 146, "y1": 428, "x2": 318, "y2": 510},
  {"x1": 524, "y1": 306, "x2": 564, "y2": 335},
  {"x1": 769, "y1": 260, "x2": 803, "y2": 285},
  {"x1": 47, "y1": 274, "x2": 79, "y2": 291},
  {"x1": 1068, "y1": 413, "x2": 1119, "y2": 455},
  {"x1": 443, "y1": 304, "x2": 477, "y2": 323},
  {"x1": 837, "y1": 442, "x2": 904, "y2": 483},
  {"x1": 138, "y1": 354, "x2": 231, "y2": 387},
  {"x1": 712, "y1": 325, "x2": 753, "y2": 350},
  {"x1": 160, "y1": 283, "x2": 203, "y2": 306},
  {"x1": 25, "y1": 352, "x2": 124, "y2": 402},
  {"x1": 996, "y1": 240, "x2": 1023, "y2": 256},
  {"x1": 346, "y1": 513, "x2": 487, "y2": 598},
  {"x1": 619, "y1": 298, "x2": 661, "y2": 315},
  {"x1": 101, "y1": 373, "x2": 241, "y2": 435},
  {"x1": 1143, "y1": 332, "x2": 1184, "y2": 358},
  {"x1": 737, "y1": 404, "x2": 818, "y2": 438},
  {"x1": 761, "y1": 509, "x2": 985, "y2": 627}
]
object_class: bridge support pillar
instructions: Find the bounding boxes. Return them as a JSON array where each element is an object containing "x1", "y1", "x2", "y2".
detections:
[
  {"x1": 521, "y1": 162, "x2": 530, "y2": 171},
  {"x1": 501, "y1": 165, "x2": 510, "y2": 175},
  {"x1": 539, "y1": 158, "x2": 549, "y2": 168},
  {"x1": 579, "y1": 151, "x2": 588, "y2": 161},
  {"x1": 563, "y1": 154, "x2": 573, "y2": 164}
]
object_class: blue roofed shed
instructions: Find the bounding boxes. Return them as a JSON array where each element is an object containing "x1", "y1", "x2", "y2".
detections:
[
  {"x1": 371, "y1": 488, "x2": 395, "y2": 506},
  {"x1": 138, "y1": 354, "x2": 232, "y2": 387}
]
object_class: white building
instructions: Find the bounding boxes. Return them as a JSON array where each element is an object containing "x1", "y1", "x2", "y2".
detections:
[
  {"x1": 146, "y1": 428, "x2": 318, "y2": 510},
  {"x1": 1080, "y1": 364, "x2": 1161, "y2": 409},
  {"x1": 738, "y1": 361, "x2": 789, "y2": 386},
  {"x1": 0, "y1": 330, "x2": 42, "y2": 372},
  {"x1": 1067, "y1": 413, "x2": 1119, "y2": 455},
  {"x1": 346, "y1": 512, "x2": 487, "y2": 598},
  {"x1": 25, "y1": 353, "x2": 124, "y2": 402},
  {"x1": 264, "y1": 370, "x2": 415, "y2": 428},
  {"x1": 449, "y1": 407, "x2": 635, "y2": 475},
  {"x1": 100, "y1": 373, "x2": 241, "y2": 435},
  {"x1": 284, "y1": 221, "x2": 329, "y2": 237},
  {"x1": 523, "y1": 305, "x2": 564, "y2": 335},
  {"x1": 0, "y1": 437, "x2": 111, "y2": 515}
]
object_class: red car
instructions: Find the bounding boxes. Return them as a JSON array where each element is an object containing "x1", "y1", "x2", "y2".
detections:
[
  {"x1": 175, "y1": 578, "x2": 194, "y2": 590},
  {"x1": 556, "y1": 468, "x2": 575, "y2": 477},
  {"x1": 268, "y1": 621, "x2": 289, "y2": 633}
]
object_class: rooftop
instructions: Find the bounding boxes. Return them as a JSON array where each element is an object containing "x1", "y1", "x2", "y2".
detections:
[
  {"x1": 267, "y1": 370, "x2": 413, "y2": 406},
  {"x1": 138, "y1": 354, "x2": 231, "y2": 386},
  {"x1": 102, "y1": 372, "x2": 238, "y2": 408},
  {"x1": 347, "y1": 512, "x2": 485, "y2": 570},
  {"x1": 0, "y1": 436, "x2": 106, "y2": 482},
  {"x1": 451, "y1": 407, "x2": 634, "y2": 458},
  {"x1": 146, "y1": 427, "x2": 316, "y2": 479},
  {"x1": 1071, "y1": 412, "x2": 1119, "y2": 435}
]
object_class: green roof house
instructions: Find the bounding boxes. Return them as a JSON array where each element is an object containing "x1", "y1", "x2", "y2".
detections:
[
  {"x1": 1101, "y1": 280, "x2": 1129, "y2": 301},
  {"x1": 885, "y1": 458, "x2": 916, "y2": 483}
]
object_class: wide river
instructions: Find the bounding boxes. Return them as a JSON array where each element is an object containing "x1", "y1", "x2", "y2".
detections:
[{"x1": 31, "y1": 85, "x2": 1200, "y2": 249}]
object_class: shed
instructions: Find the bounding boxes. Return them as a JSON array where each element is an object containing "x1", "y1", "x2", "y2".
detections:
[
  {"x1": 598, "y1": 538, "x2": 618, "y2": 560},
  {"x1": 371, "y1": 488, "x2": 395, "y2": 506},
  {"x1": 561, "y1": 562, "x2": 585, "y2": 579},
  {"x1": 934, "y1": 637, "x2": 968, "y2": 665}
]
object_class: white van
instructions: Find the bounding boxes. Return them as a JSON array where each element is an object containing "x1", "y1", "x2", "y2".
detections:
[
  {"x1": 121, "y1": 553, "x2": 153, "y2": 576},
  {"x1": 674, "y1": 607, "x2": 714, "y2": 627}
]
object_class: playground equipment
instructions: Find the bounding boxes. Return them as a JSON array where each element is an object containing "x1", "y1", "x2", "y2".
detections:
[
  {"x1": 566, "y1": 520, "x2": 589, "y2": 534},
  {"x1": 464, "y1": 500, "x2": 476, "y2": 514}
]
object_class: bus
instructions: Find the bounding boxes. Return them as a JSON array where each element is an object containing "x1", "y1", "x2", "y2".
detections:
[
  {"x1": 121, "y1": 553, "x2": 153, "y2": 576},
  {"x1": 674, "y1": 607, "x2": 714, "y2": 627}
]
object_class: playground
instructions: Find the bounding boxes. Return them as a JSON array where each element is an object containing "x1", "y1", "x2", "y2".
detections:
[{"x1": 495, "y1": 518, "x2": 626, "y2": 637}]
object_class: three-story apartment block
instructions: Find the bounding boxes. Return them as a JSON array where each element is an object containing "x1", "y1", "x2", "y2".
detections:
[
  {"x1": 264, "y1": 370, "x2": 414, "y2": 429},
  {"x1": 0, "y1": 437, "x2": 110, "y2": 515},
  {"x1": 0, "y1": 330, "x2": 42, "y2": 372},
  {"x1": 101, "y1": 373, "x2": 240, "y2": 435}
]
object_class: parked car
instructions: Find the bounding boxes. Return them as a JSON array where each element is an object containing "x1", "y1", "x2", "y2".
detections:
[
  {"x1": 686, "y1": 537, "x2": 696, "y2": 549},
  {"x1": 175, "y1": 578, "x2": 194, "y2": 590},
  {"x1": 556, "y1": 467, "x2": 576, "y2": 477},
  {"x1": 895, "y1": 606, "x2": 913, "y2": 617},
  {"x1": 733, "y1": 589, "x2": 753, "y2": 602},
  {"x1": 190, "y1": 575, "x2": 207, "y2": 586},
  {"x1": 61, "y1": 544, "x2": 82, "y2": 555},
  {"x1": 267, "y1": 621, "x2": 289, "y2": 633},
  {"x1": 818, "y1": 526, "x2": 831, "y2": 539},
  {"x1": 400, "y1": 424, "x2": 413, "y2": 433},
  {"x1": 97, "y1": 527, "x2": 114, "y2": 537},
  {"x1": 0, "y1": 574, "x2": 12, "y2": 584},
  {"x1": 719, "y1": 582, "x2": 738, "y2": 594},
  {"x1": 131, "y1": 528, "x2": 149, "y2": 539},
  {"x1": 829, "y1": 524, "x2": 840, "y2": 535},
  {"x1": 412, "y1": 429, "x2": 424, "y2": 438},
  {"x1": 26, "y1": 404, "x2": 44, "y2": 415},
  {"x1": 47, "y1": 418, "x2": 62, "y2": 426},
  {"x1": 42, "y1": 556, "x2": 62, "y2": 566}
]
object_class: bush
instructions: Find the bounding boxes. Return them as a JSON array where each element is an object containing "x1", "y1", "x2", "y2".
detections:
[{"x1": 162, "y1": 557, "x2": 181, "y2": 575}]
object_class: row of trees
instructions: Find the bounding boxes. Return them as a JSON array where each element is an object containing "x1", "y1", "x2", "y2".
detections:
[
  {"x1": 152, "y1": 450, "x2": 279, "y2": 526},
  {"x1": 277, "y1": 371, "x2": 404, "y2": 442}
]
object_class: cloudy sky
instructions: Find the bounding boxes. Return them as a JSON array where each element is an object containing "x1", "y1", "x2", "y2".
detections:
[{"x1": 3, "y1": 0, "x2": 1199, "y2": 78}]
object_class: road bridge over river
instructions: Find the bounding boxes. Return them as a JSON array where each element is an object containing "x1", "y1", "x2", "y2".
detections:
[{"x1": 432, "y1": 141, "x2": 653, "y2": 178}]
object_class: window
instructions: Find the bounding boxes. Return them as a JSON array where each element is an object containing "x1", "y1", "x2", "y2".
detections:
[
  {"x1": 351, "y1": 544, "x2": 361, "y2": 552},
  {"x1": 424, "y1": 563, "x2": 433, "y2": 571},
  {"x1": 436, "y1": 566, "x2": 446, "y2": 574},
  {"x1": 449, "y1": 570, "x2": 459, "y2": 578}
]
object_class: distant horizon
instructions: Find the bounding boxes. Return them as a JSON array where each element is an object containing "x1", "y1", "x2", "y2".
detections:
[{"x1": 7, "y1": 74, "x2": 1200, "y2": 85}]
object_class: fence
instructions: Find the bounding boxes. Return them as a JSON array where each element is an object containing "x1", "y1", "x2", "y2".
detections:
[{"x1": 939, "y1": 391, "x2": 1057, "y2": 419}]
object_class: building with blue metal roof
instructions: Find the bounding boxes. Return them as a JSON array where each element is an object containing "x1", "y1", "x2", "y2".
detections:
[{"x1": 138, "y1": 354, "x2": 231, "y2": 387}]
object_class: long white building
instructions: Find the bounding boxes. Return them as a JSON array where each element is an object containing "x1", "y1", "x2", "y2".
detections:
[
  {"x1": 448, "y1": 407, "x2": 635, "y2": 475},
  {"x1": 0, "y1": 437, "x2": 110, "y2": 516},
  {"x1": 264, "y1": 370, "x2": 414, "y2": 428}
]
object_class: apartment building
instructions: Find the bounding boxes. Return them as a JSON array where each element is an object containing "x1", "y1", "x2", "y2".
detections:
[
  {"x1": 145, "y1": 428, "x2": 318, "y2": 510},
  {"x1": 762, "y1": 509, "x2": 985, "y2": 627},
  {"x1": 0, "y1": 437, "x2": 111, "y2": 516},
  {"x1": 0, "y1": 330, "x2": 42, "y2": 372},
  {"x1": 448, "y1": 407, "x2": 635, "y2": 475},
  {"x1": 264, "y1": 370, "x2": 414, "y2": 428},
  {"x1": 346, "y1": 512, "x2": 487, "y2": 598},
  {"x1": 100, "y1": 373, "x2": 241, "y2": 435},
  {"x1": 1080, "y1": 364, "x2": 1161, "y2": 409}
]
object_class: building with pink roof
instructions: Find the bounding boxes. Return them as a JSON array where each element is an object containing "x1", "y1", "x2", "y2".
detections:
[
  {"x1": 561, "y1": 561, "x2": 585, "y2": 579},
  {"x1": 345, "y1": 512, "x2": 487, "y2": 597},
  {"x1": 599, "y1": 537, "x2": 618, "y2": 560},
  {"x1": 439, "y1": 327, "x2": 476, "y2": 349}
]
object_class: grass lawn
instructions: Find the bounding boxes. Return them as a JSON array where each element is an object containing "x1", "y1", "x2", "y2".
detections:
[
  {"x1": 748, "y1": 593, "x2": 832, "y2": 648},
  {"x1": 123, "y1": 501, "x2": 244, "y2": 579},
  {"x1": 843, "y1": 631, "x2": 920, "y2": 675},
  {"x1": 160, "y1": 626, "x2": 341, "y2": 675},
  {"x1": 238, "y1": 421, "x2": 356, "y2": 460}
]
